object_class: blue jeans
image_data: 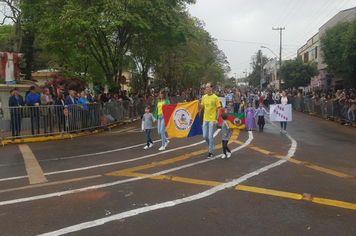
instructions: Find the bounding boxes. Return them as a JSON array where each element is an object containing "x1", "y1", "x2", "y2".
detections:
[
  {"x1": 203, "y1": 120, "x2": 215, "y2": 154},
  {"x1": 145, "y1": 129, "x2": 153, "y2": 146},
  {"x1": 157, "y1": 115, "x2": 167, "y2": 147},
  {"x1": 233, "y1": 103, "x2": 240, "y2": 113},
  {"x1": 280, "y1": 121, "x2": 287, "y2": 130}
]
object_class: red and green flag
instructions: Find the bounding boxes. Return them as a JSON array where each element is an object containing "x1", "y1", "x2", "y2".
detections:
[{"x1": 218, "y1": 112, "x2": 245, "y2": 129}]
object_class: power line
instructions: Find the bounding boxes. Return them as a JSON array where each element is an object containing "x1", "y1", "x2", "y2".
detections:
[
  {"x1": 285, "y1": 0, "x2": 335, "y2": 45},
  {"x1": 263, "y1": 0, "x2": 294, "y2": 45},
  {"x1": 217, "y1": 38, "x2": 299, "y2": 47},
  {"x1": 288, "y1": 0, "x2": 351, "y2": 47},
  {"x1": 284, "y1": 0, "x2": 309, "y2": 27}
]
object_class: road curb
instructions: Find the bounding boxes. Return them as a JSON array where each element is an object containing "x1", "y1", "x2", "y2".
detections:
[{"x1": 1, "y1": 123, "x2": 124, "y2": 147}]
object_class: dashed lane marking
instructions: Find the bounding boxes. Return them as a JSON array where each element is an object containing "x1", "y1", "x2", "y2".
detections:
[{"x1": 18, "y1": 144, "x2": 47, "y2": 185}]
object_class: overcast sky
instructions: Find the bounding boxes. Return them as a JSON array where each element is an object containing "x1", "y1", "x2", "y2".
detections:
[{"x1": 187, "y1": 0, "x2": 356, "y2": 78}]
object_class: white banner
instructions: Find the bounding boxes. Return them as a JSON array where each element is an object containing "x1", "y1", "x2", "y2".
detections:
[
  {"x1": 218, "y1": 97, "x2": 226, "y2": 108},
  {"x1": 269, "y1": 104, "x2": 292, "y2": 122}
]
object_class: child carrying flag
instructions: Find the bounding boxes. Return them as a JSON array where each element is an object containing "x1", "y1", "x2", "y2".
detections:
[
  {"x1": 217, "y1": 112, "x2": 232, "y2": 159},
  {"x1": 254, "y1": 102, "x2": 270, "y2": 132},
  {"x1": 142, "y1": 106, "x2": 156, "y2": 149}
]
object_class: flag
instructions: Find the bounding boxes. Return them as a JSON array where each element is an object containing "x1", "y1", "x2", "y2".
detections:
[
  {"x1": 218, "y1": 113, "x2": 245, "y2": 129},
  {"x1": 162, "y1": 100, "x2": 203, "y2": 138}
]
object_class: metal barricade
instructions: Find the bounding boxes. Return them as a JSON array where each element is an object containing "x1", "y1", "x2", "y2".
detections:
[
  {"x1": 0, "y1": 96, "x2": 192, "y2": 141},
  {"x1": 290, "y1": 97, "x2": 356, "y2": 123}
]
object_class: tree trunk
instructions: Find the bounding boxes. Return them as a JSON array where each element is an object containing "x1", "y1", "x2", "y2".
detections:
[{"x1": 24, "y1": 34, "x2": 35, "y2": 80}]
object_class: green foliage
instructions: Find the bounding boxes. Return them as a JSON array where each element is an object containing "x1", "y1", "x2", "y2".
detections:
[
  {"x1": 0, "y1": 24, "x2": 15, "y2": 51},
  {"x1": 280, "y1": 56, "x2": 319, "y2": 89},
  {"x1": 17, "y1": 0, "x2": 228, "y2": 91},
  {"x1": 320, "y1": 17, "x2": 356, "y2": 88},
  {"x1": 248, "y1": 50, "x2": 268, "y2": 87}
]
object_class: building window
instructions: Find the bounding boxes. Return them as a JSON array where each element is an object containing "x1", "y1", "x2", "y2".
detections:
[
  {"x1": 304, "y1": 52, "x2": 309, "y2": 63},
  {"x1": 315, "y1": 46, "x2": 318, "y2": 59}
]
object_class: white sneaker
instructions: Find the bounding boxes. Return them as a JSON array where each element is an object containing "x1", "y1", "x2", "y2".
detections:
[
  {"x1": 227, "y1": 152, "x2": 231, "y2": 158},
  {"x1": 159, "y1": 146, "x2": 165, "y2": 151},
  {"x1": 149, "y1": 143, "x2": 154, "y2": 148},
  {"x1": 143, "y1": 146, "x2": 149, "y2": 150},
  {"x1": 221, "y1": 154, "x2": 226, "y2": 159},
  {"x1": 165, "y1": 139, "x2": 170, "y2": 148}
]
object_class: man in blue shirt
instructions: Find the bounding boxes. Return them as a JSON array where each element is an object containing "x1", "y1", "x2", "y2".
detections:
[
  {"x1": 26, "y1": 86, "x2": 41, "y2": 135},
  {"x1": 9, "y1": 87, "x2": 24, "y2": 137},
  {"x1": 77, "y1": 91, "x2": 90, "y2": 130}
]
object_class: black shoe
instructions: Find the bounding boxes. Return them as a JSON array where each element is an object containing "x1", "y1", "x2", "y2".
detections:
[{"x1": 207, "y1": 153, "x2": 213, "y2": 159}]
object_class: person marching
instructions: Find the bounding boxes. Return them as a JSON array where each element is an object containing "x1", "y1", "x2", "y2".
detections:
[
  {"x1": 245, "y1": 102, "x2": 256, "y2": 131},
  {"x1": 218, "y1": 112, "x2": 232, "y2": 159},
  {"x1": 142, "y1": 105, "x2": 156, "y2": 150},
  {"x1": 200, "y1": 82, "x2": 221, "y2": 158},
  {"x1": 277, "y1": 90, "x2": 290, "y2": 134},
  {"x1": 254, "y1": 102, "x2": 269, "y2": 132},
  {"x1": 154, "y1": 90, "x2": 170, "y2": 151}
]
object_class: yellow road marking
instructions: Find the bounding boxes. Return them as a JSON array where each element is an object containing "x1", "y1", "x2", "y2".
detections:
[
  {"x1": 234, "y1": 140, "x2": 355, "y2": 180},
  {"x1": 18, "y1": 144, "x2": 47, "y2": 185},
  {"x1": 106, "y1": 130, "x2": 240, "y2": 177},
  {"x1": 304, "y1": 165, "x2": 353, "y2": 179},
  {"x1": 111, "y1": 171, "x2": 356, "y2": 211},
  {"x1": 0, "y1": 175, "x2": 102, "y2": 194},
  {"x1": 236, "y1": 185, "x2": 356, "y2": 211},
  {"x1": 312, "y1": 197, "x2": 356, "y2": 210},
  {"x1": 106, "y1": 146, "x2": 217, "y2": 176},
  {"x1": 118, "y1": 171, "x2": 222, "y2": 187},
  {"x1": 235, "y1": 185, "x2": 303, "y2": 200}
]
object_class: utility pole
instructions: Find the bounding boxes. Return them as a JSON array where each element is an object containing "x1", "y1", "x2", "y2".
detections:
[
  {"x1": 272, "y1": 27, "x2": 285, "y2": 91},
  {"x1": 259, "y1": 50, "x2": 263, "y2": 89}
]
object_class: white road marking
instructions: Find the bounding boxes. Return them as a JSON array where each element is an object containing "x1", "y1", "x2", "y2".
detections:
[
  {"x1": 0, "y1": 130, "x2": 244, "y2": 207},
  {"x1": 39, "y1": 139, "x2": 163, "y2": 162},
  {"x1": 39, "y1": 131, "x2": 298, "y2": 236},
  {"x1": 18, "y1": 144, "x2": 47, "y2": 185},
  {"x1": 0, "y1": 130, "x2": 218, "y2": 183}
]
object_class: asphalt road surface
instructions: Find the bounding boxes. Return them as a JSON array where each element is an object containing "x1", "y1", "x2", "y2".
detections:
[{"x1": 0, "y1": 110, "x2": 355, "y2": 236}]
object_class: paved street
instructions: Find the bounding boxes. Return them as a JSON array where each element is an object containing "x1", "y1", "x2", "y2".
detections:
[{"x1": 0, "y1": 110, "x2": 355, "y2": 236}]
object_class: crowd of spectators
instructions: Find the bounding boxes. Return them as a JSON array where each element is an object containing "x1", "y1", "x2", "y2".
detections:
[{"x1": 3, "y1": 84, "x2": 355, "y2": 139}]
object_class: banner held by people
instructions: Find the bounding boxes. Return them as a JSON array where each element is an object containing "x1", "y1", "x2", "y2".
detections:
[
  {"x1": 269, "y1": 104, "x2": 292, "y2": 122},
  {"x1": 218, "y1": 113, "x2": 245, "y2": 129},
  {"x1": 162, "y1": 100, "x2": 202, "y2": 138}
]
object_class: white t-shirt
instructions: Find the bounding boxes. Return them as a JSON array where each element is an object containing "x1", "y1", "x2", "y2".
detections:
[{"x1": 281, "y1": 97, "x2": 288, "y2": 105}]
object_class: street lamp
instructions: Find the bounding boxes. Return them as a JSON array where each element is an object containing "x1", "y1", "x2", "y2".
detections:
[
  {"x1": 261, "y1": 46, "x2": 278, "y2": 59},
  {"x1": 261, "y1": 46, "x2": 280, "y2": 90}
]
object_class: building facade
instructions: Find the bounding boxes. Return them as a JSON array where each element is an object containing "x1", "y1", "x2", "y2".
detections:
[{"x1": 297, "y1": 7, "x2": 356, "y2": 91}]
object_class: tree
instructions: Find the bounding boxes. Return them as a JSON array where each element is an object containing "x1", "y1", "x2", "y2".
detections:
[
  {"x1": 24, "y1": 0, "x2": 196, "y2": 88},
  {"x1": 0, "y1": 0, "x2": 22, "y2": 52},
  {"x1": 280, "y1": 56, "x2": 318, "y2": 89},
  {"x1": 320, "y1": 17, "x2": 356, "y2": 88},
  {"x1": 0, "y1": 24, "x2": 14, "y2": 51},
  {"x1": 248, "y1": 50, "x2": 268, "y2": 87}
]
